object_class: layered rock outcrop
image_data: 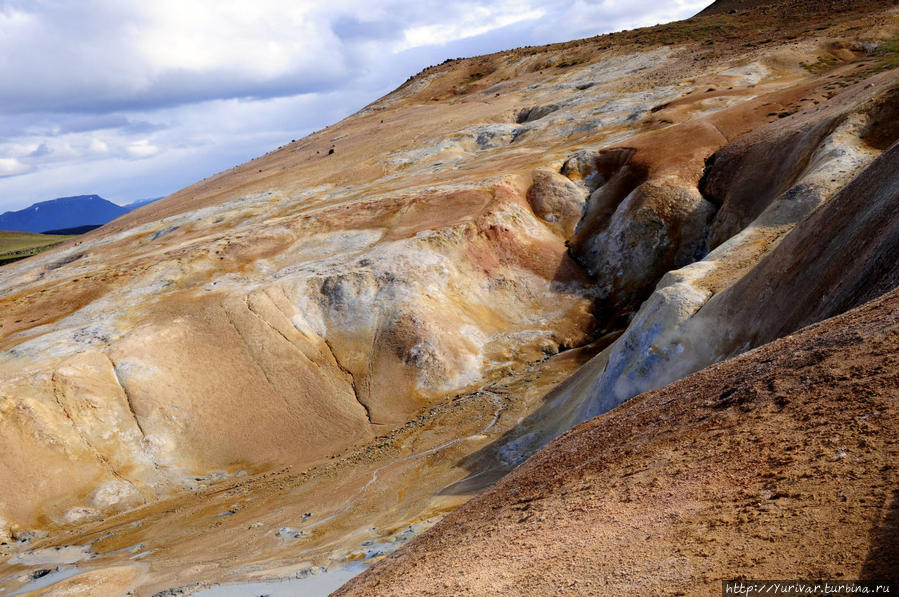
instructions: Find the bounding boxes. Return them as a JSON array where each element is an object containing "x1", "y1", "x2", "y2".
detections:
[{"x1": 577, "y1": 75, "x2": 899, "y2": 420}]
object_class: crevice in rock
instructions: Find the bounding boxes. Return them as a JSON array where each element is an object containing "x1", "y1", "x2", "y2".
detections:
[
  {"x1": 243, "y1": 292, "x2": 377, "y2": 424},
  {"x1": 221, "y1": 301, "x2": 294, "y2": 414},
  {"x1": 516, "y1": 103, "x2": 561, "y2": 124},
  {"x1": 49, "y1": 371, "x2": 142, "y2": 497},
  {"x1": 859, "y1": 86, "x2": 899, "y2": 150},
  {"x1": 561, "y1": 146, "x2": 715, "y2": 327},
  {"x1": 244, "y1": 297, "x2": 297, "y2": 348},
  {"x1": 701, "y1": 113, "x2": 843, "y2": 250},
  {"x1": 320, "y1": 334, "x2": 373, "y2": 425},
  {"x1": 108, "y1": 357, "x2": 147, "y2": 439},
  {"x1": 695, "y1": 153, "x2": 723, "y2": 258},
  {"x1": 264, "y1": 287, "x2": 331, "y2": 371},
  {"x1": 260, "y1": 284, "x2": 373, "y2": 424}
]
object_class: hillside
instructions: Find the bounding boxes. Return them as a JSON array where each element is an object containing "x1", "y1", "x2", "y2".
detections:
[
  {"x1": 0, "y1": 0, "x2": 896, "y2": 595},
  {"x1": 697, "y1": 0, "x2": 780, "y2": 16}
]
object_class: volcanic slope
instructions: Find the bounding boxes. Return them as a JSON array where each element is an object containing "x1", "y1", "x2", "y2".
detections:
[
  {"x1": 0, "y1": 0, "x2": 897, "y2": 594},
  {"x1": 338, "y1": 277, "x2": 899, "y2": 596}
]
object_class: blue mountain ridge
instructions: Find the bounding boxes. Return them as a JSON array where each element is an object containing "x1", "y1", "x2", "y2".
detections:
[{"x1": 0, "y1": 195, "x2": 161, "y2": 234}]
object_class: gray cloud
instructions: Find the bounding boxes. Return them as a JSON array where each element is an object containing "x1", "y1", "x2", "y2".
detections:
[
  {"x1": 332, "y1": 16, "x2": 402, "y2": 41},
  {"x1": 27, "y1": 143, "x2": 51, "y2": 158}
]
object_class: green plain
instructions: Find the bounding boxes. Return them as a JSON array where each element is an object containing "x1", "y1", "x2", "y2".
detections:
[{"x1": 0, "y1": 231, "x2": 76, "y2": 266}]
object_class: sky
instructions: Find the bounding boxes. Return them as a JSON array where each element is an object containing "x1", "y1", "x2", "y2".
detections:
[{"x1": 0, "y1": 0, "x2": 709, "y2": 212}]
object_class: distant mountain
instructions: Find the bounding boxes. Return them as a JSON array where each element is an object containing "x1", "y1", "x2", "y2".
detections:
[
  {"x1": 0, "y1": 195, "x2": 127, "y2": 234},
  {"x1": 0, "y1": 194, "x2": 162, "y2": 234},
  {"x1": 125, "y1": 196, "x2": 163, "y2": 211}
]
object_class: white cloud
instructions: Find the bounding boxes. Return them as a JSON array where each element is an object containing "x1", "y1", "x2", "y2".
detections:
[
  {"x1": 126, "y1": 140, "x2": 159, "y2": 158},
  {"x1": 0, "y1": 158, "x2": 30, "y2": 178},
  {"x1": 90, "y1": 138, "x2": 110, "y2": 154},
  {"x1": 398, "y1": 5, "x2": 546, "y2": 51},
  {"x1": 0, "y1": 6, "x2": 32, "y2": 28},
  {"x1": 134, "y1": 2, "x2": 324, "y2": 75}
]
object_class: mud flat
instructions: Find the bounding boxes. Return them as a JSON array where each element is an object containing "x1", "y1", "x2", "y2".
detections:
[{"x1": 192, "y1": 564, "x2": 366, "y2": 597}]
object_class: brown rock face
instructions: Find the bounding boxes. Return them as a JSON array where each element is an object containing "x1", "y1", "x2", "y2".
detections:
[
  {"x1": 701, "y1": 85, "x2": 899, "y2": 250},
  {"x1": 0, "y1": 0, "x2": 897, "y2": 594},
  {"x1": 573, "y1": 75, "x2": 899, "y2": 422},
  {"x1": 338, "y1": 287, "x2": 899, "y2": 597},
  {"x1": 570, "y1": 171, "x2": 716, "y2": 314},
  {"x1": 701, "y1": 142, "x2": 899, "y2": 347},
  {"x1": 525, "y1": 170, "x2": 587, "y2": 237}
]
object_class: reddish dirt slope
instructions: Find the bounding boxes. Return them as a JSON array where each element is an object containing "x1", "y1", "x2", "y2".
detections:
[{"x1": 339, "y1": 288, "x2": 899, "y2": 595}]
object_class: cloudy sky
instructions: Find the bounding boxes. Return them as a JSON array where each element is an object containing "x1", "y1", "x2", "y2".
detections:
[{"x1": 0, "y1": 0, "x2": 708, "y2": 212}]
